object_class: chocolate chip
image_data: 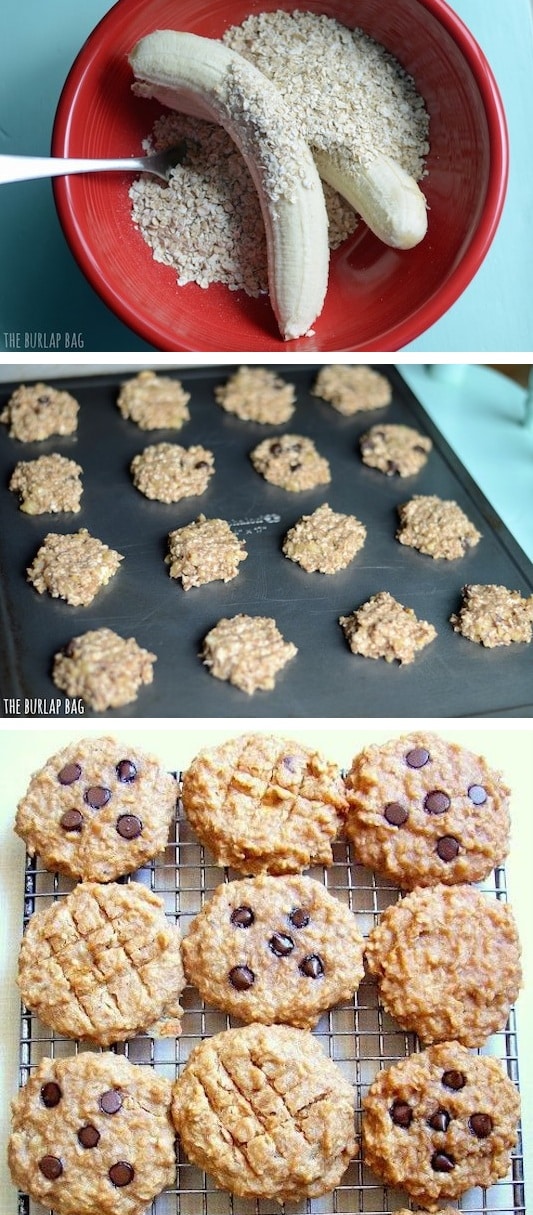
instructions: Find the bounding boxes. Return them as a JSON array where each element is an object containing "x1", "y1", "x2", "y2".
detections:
[
  {"x1": 109, "y1": 1162, "x2": 134, "y2": 1187},
  {"x1": 390, "y1": 1100, "x2": 412, "y2": 1128},
  {"x1": 99, "y1": 1089, "x2": 123, "y2": 1115},
  {"x1": 436, "y1": 836, "x2": 460, "y2": 862},
  {"x1": 428, "y1": 1108, "x2": 451, "y2": 1132},
  {"x1": 84, "y1": 786, "x2": 111, "y2": 809},
  {"x1": 384, "y1": 801, "x2": 408, "y2": 826},
  {"x1": 289, "y1": 907, "x2": 310, "y2": 929},
  {"x1": 299, "y1": 954, "x2": 324, "y2": 979},
  {"x1": 230, "y1": 906, "x2": 255, "y2": 928},
  {"x1": 269, "y1": 932, "x2": 294, "y2": 956},
  {"x1": 41, "y1": 1081, "x2": 62, "y2": 1108},
  {"x1": 78, "y1": 1124, "x2": 100, "y2": 1149},
  {"x1": 62, "y1": 641, "x2": 76, "y2": 658},
  {"x1": 116, "y1": 759, "x2": 137, "y2": 783},
  {"x1": 385, "y1": 460, "x2": 399, "y2": 475},
  {"x1": 406, "y1": 747, "x2": 430, "y2": 768},
  {"x1": 424, "y1": 790, "x2": 451, "y2": 814},
  {"x1": 194, "y1": 460, "x2": 209, "y2": 469},
  {"x1": 116, "y1": 814, "x2": 143, "y2": 840},
  {"x1": 37, "y1": 395, "x2": 51, "y2": 405},
  {"x1": 39, "y1": 1155, "x2": 63, "y2": 1180},
  {"x1": 60, "y1": 809, "x2": 83, "y2": 833},
  {"x1": 468, "y1": 784, "x2": 487, "y2": 805},
  {"x1": 431, "y1": 1151, "x2": 455, "y2": 1173},
  {"x1": 229, "y1": 965, "x2": 255, "y2": 991},
  {"x1": 57, "y1": 763, "x2": 81, "y2": 786},
  {"x1": 282, "y1": 755, "x2": 300, "y2": 773},
  {"x1": 442, "y1": 1070, "x2": 466, "y2": 1090},
  {"x1": 289, "y1": 442, "x2": 303, "y2": 452},
  {"x1": 270, "y1": 442, "x2": 283, "y2": 455},
  {"x1": 469, "y1": 1113, "x2": 493, "y2": 1138},
  {"x1": 289, "y1": 461, "x2": 302, "y2": 470}
]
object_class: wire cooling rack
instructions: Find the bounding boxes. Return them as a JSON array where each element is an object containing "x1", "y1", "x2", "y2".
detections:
[{"x1": 17, "y1": 781, "x2": 525, "y2": 1215}]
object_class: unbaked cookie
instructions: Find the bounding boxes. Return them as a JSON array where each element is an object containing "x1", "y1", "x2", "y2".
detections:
[
  {"x1": 52, "y1": 628, "x2": 156, "y2": 712},
  {"x1": 344, "y1": 731, "x2": 510, "y2": 889},
  {"x1": 250, "y1": 434, "x2": 331, "y2": 490},
  {"x1": 8, "y1": 1052, "x2": 175, "y2": 1215},
  {"x1": 283, "y1": 503, "x2": 366, "y2": 573},
  {"x1": 15, "y1": 735, "x2": 177, "y2": 880},
  {"x1": 181, "y1": 733, "x2": 346, "y2": 874},
  {"x1": 9, "y1": 453, "x2": 83, "y2": 514},
  {"x1": 450, "y1": 583, "x2": 533, "y2": 647},
  {"x1": 171, "y1": 1023, "x2": 356, "y2": 1201},
  {"x1": 130, "y1": 441, "x2": 214, "y2": 502},
  {"x1": 362, "y1": 1041, "x2": 520, "y2": 1208},
  {"x1": 117, "y1": 369, "x2": 190, "y2": 430},
  {"x1": 214, "y1": 366, "x2": 296, "y2": 423},
  {"x1": 397, "y1": 495, "x2": 482, "y2": 559},
  {"x1": 18, "y1": 881, "x2": 185, "y2": 1044},
  {"x1": 365, "y1": 884, "x2": 522, "y2": 1046},
  {"x1": 360, "y1": 423, "x2": 432, "y2": 476},
  {"x1": 166, "y1": 514, "x2": 247, "y2": 589},
  {"x1": 181, "y1": 873, "x2": 364, "y2": 1028},
  {"x1": 0, "y1": 382, "x2": 79, "y2": 441},
  {"x1": 339, "y1": 591, "x2": 437, "y2": 664},
  {"x1": 311, "y1": 365, "x2": 392, "y2": 415},
  {"x1": 200, "y1": 613, "x2": 297, "y2": 693},
  {"x1": 26, "y1": 529, "x2": 123, "y2": 606}
]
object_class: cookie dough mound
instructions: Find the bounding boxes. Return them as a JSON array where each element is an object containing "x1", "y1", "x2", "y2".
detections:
[
  {"x1": 130, "y1": 441, "x2": 214, "y2": 502},
  {"x1": 171, "y1": 1023, "x2": 356, "y2": 1201},
  {"x1": 182, "y1": 873, "x2": 364, "y2": 1028},
  {"x1": 360, "y1": 423, "x2": 432, "y2": 476},
  {"x1": 215, "y1": 366, "x2": 296, "y2": 423},
  {"x1": 166, "y1": 514, "x2": 247, "y2": 589},
  {"x1": 283, "y1": 502, "x2": 366, "y2": 573},
  {"x1": 117, "y1": 369, "x2": 190, "y2": 430},
  {"x1": 15, "y1": 735, "x2": 177, "y2": 881},
  {"x1": 182, "y1": 733, "x2": 346, "y2": 875},
  {"x1": 339, "y1": 591, "x2": 437, "y2": 664},
  {"x1": 365, "y1": 884, "x2": 522, "y2": 1046},
  {"x1": 8, "y1": 1052, "x2": 175, "y2": 1215},
  {"x1": 201, "y1": 613, "x2": 297, "y2": 693},
  {"x1": 18, "y1": 881, "x2": 185, "y2": 1044},
  {"x1": 0, "y1": 382, "x2": 79, "y2": 441},
  {"x1": 362, "y1": 1041, "x2": 520, "y2": 1208},
  {"x1": 9, "y1": 453, "x2": 83, "y2": 514},
  {"x1": 344, "y1": 731, "x2": 510, "y2": 889},
  {"x1": 311, "y1": 365, "x2": 392, "y2": 415},
  {"x1": 450, "y1": 583, "x2": 533, "y2": 647},
  {"x1": 52, "y1": 629, "x2": 156, "y2": 712},
  {"x1": 250, "y1": 434, "x2": 331, "y2": 490},
  {"x1": 26, "y1": 529, "x2": 123, "y2": 606},
  {"x1": 397, "y1": 495, "x2": 482, "y2": 559}
]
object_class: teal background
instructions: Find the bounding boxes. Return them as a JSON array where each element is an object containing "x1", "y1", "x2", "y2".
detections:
[{"x1": 1, "y1": 1, "x2": 532, "y2": 353}]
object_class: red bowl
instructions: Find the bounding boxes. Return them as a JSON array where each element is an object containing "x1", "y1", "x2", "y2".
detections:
[{"x1": 52, "y1": 0, "x2": 508, "y2": 352}]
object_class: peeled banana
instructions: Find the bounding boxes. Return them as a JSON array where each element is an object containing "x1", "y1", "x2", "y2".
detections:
[
  {"x1": 129, "y1": 30, "x2": 330, "y2": 341},
  {"x1": 314, "y1": 146, "x2": 428, "y2": 249}
]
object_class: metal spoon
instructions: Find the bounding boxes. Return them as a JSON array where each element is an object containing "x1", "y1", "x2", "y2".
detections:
[{"x1": 0, "y1": 143, "x2": 189, "y2": 185}]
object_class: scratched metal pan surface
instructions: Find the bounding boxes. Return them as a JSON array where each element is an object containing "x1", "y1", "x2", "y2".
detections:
[{"x1": 0, "y1": 365, "x2": 532, "y2": 718}]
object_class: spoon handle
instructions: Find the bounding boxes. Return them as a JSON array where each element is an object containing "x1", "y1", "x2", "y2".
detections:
[{"x1": 0, "y1": 154, "x2": 146, "y2": 185}]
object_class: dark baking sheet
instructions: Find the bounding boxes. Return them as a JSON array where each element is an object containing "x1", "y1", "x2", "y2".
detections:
[{"x1": 0, "y1": 364, "x2": 532, "y2": 718}]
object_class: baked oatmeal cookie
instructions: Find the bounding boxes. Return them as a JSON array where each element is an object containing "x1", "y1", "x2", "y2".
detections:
[
  {"x1": 360, "y1": 423, "x2": 432, "y2": 476},
  {"x1": 362, "y1": 1041, "x2": 520, "y2": 1208},
  {"x1": 18, "y1": 881, "x2": 185, "y2": 1044},
  {"x1": 0, "y1": 382, "x2": 79, "y2": 441},
  {"x1": 8, "y1": 1052, "x2": 175, "y2": 1215},
  {"x1": 200, "y1": 613, "x2": 297, "y2": 693},
  {"x1": 130, "y1": 441, "x2": 214, "y2": 502},
  {"x1": 166, "y1": 514, "x2": 247, "y2": 589},
  {"x1": 283, "y1": 503, "x2": 366, "y2": 573},
  {"x1": 339, "y1": 591, "x2": 437, "y2": 664},
  {"x1": 397, "y1": 495, "x2": 482, "y2": 559},
  {"x1": 215, "y1": 366, "x2": 296, "y2": 423},
  {"x1": 311, "y1": 365, "x2": 392, "y2": 415},
  {"x1": 171, "y1": 1023, "x2": 356, "y2": 1201},
  {"x1": 26, "y1": 529, "x2": 123, "y2": 606},
  {"x1": 365, "y1": 884, "x2": 522, "y2": 1047},
  {"x1": 15, "y1": 735, "x2": 176, "y2": 881},
  {"x1": 181, "y1": 733, "x2": 346, "y2": 874},
  {"x1": 181, "y1": 873, "x2": 364, "y2": 1028},
  {"x1": 344, "y1": 732, "x2": 510, "y2": 889},
  {"x1": 9, "y1": 453, "x2": 83, "y2": 514},
  {"x1": 450, "y1": 584, "x2": 533, "y2": 647},
  {"x1": 250, "y1": 434, "x2": 331, "y2": 490},
  {"x1": 52, "y1": 629, "x2": 156, "y2": 712},
  {"x1": 117, "y1": 369, "x2": 191, "y2": 430}
]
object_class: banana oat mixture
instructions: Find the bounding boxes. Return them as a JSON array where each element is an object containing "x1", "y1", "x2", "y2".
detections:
[
  {"x1": 250, "y1": 433, "x2": 331, "y2": 490},
  {"x1": 214, "y1": 365, "x2": 296, "y2": 423},
  {"x1": 166, "y1": 514, "x2": 247, "y2": 588},
  {"x1": 360, "y1": 423, "x2": 432, "y2": 476},
  {"x1": 9, "y1": 452, "x2": 84, "y2": 514},
  {"x1": 130, "y1": 441, "x2": 215, "y2": 502},
  {"x1": 26, "y1": 529, "x2": 123, "y2": 606},
  {"x1": 283, "y1": 502, "x2": 367, "y2": 573},
  {"x1": 339, "y1": 591, "x2": 437, "y2": 664},
  {"x1": 52, "y1": 628, "x2": 157, "y2": 713},
  {"x1": 0, "y1": 382, "x2": 79, "y2": 442},
  {"x1": 200, "y1": 613, "x2": 297, "y2": 693},
  {"x1": 397, "y1": 494, "x2": 482, "y2": 559},
  {"x1": 311, "y1": 365, "x2": 392, "y2": 415},
  {"x1": 117, "y1": 369, "x2": 191, "y2": 430},
  {"x1": 450, "y1": 583, "x2": 533, "y2": 646}
]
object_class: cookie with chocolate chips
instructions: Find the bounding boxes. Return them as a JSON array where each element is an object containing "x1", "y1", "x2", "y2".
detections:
[
  {"x1": 250, "y1": 433, "x2": 331, "y2": 491},
  {"x1": 8, "y1": 1052, "x2": 175, "y2": 1215},
  {"x1": 362, "y1": 1041, "x2": 520, "y2": 1207},
  {"x1": 360, "y1": 423, "x2": 432, "y2": 476},
  {"x1": 182, "y1": 874, "x2": 364, "y2": 1028},
  {"x1": 344, "y1": 732, "x2": 510, "y2": 889},
  {"x1": 14, "y1": 736, "x2": 177, "y2": 881}
]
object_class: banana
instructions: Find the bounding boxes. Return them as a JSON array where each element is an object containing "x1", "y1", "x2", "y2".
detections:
[
  {"x1": 129, "y1": 30, "x2": 330, "y2": 340},
  {"x1": 313, "y1": 147, "x2": 428, "y2": 249}
]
